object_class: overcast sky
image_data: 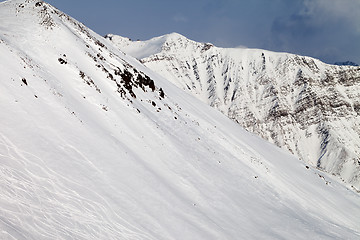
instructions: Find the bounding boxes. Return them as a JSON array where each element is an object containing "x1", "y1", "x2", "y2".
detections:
[{"x1": 11, "y1": 0, "x2": 360, "y2": 64}]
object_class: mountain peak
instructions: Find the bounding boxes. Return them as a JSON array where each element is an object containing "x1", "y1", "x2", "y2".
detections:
[
  {"x1": 163, "y1": 32, "x2": 186, "y2": 40},
  {"x1": 104, "y1": 32, "x2": 190, "y2": 59},
  {"x1": 1, "y1": 0, "x2": 36, "y2": 4},
  {"x1": 0, "y1": 0, "x2": 61, "y2": 32},
  {"x1": 105, "y1": 32, "x2": 213, "y2": 59},
  {"x1": 1, "y1": 0, "x2": 48, "y2": 11}
]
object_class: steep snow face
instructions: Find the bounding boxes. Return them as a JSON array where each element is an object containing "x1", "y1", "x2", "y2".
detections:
[
  {"x1": 107, "y1": 33, "x2": 360, "y2": 190},
  {"x1": 1, "y1": 1, "x2": 360, "y2": 239}
]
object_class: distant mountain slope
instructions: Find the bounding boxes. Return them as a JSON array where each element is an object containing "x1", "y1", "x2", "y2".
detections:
[
  {"x1": 334, "y1": 61, "x2": 359, "y2": 67},
  {"x1": 107, "y1": 33, "x2": 360, "y2": 190},
  {"x1": 1, "y1": 1, "x2": 360, "y2": 239}
]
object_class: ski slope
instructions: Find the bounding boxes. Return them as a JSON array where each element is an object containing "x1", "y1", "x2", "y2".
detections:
[{"x1": 0, "y1": 0, "x2": 360, "y2": 239}]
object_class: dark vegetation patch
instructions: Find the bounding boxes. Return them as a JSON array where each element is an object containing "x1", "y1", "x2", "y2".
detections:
[
  {"x1": 15, "y1": 3, "x2": 25, "y2": 12},
  {"x1": 354, "y1": 103, "x2": 360, "y2": 115},
  {"x1": 95, "y1": 40, "x2": 105, "y2": 48},
  {"x1": 136, "y1": 74, "x2": 155, "y2": 92},
  {"x1": 19, "y1": 56, "x2": 37, "y2": 69},
  {"x1": 38, "y1": 4, "x2": 55, "y2": 29},
  {"x1": 87, "y1": 52, "x2": 97, "y2": 62},
  {"x1": 80, "y1": 35, "x2": 166, "y2": 102},
  {"x1": 201, "y1": 43, "x2": 213, "y2": 52},
  {"x1": 79, "y1": 71, "x2": 85, "y2": 79},
  {"x1": 262, "y1": 53, "x2": 266, "y2": 70},
  {"x1": 120, "y1": 69, "x2": 136, "y2": 98},
  {"x1": 97, "y1": 53, "x2": 105, "y2": 61},
  {"x1": 110, "y1": 66, "x2": 163, "y2": 100},
  {"x1": 58, "y1": 58, "x2": 67, "y2": 64},
  {"x1": 114, "y1": 67, "x2": 122, "y2": 76},
  {"x1": 101, "y1": 104, "x2": 108, "y2": 111},
  {"x1": 98, "y1": 64, "x2": 114, "y2": 79},
  {"x1": 79, "y1": 70, "x2": 101, "y2": 93},
  {"x1": 107, "y1": 73, "x2": 114, "y2": 80}
]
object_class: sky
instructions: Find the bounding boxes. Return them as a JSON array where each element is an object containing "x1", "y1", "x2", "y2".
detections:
[{"x1": 4, "y1": 0, "x2": 360, "y2": 64}]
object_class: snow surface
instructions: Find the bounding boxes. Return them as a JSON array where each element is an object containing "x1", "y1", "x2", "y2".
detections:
[
  {"x1": 107, "y1": 32, "x2": 360, "y2": 191},
  {"x1": 105, "y1": 33, "x2": 187, "y2": 60},
  {"x1": 1, "y1": 0, "x2": 360, "y2": 239}
]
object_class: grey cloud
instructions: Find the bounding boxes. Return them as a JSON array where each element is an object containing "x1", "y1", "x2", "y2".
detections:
[{"x1": 269, "y1": 0, "x2": 360, "y2": 64}]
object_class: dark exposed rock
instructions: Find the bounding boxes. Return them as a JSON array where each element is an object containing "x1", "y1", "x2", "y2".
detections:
[
  {"x1": 159, "y1": 88, "x2": 165, "y2": 98},
  {"x1": 58, "y1": 58, "x2": 67, "y2": 64}
]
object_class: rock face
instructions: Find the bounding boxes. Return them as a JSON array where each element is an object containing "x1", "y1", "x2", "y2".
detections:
[{"x1": 107, "y1": 33, "x2": 360, "y2": 189}]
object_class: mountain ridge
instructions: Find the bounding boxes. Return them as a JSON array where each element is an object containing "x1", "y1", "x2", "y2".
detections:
[
  {"x1": 107, "y1": 32, "x2": 360, "y2": 190},
  {"x1": 334, "y1": 61, "x2": 359, "y2": 67}
]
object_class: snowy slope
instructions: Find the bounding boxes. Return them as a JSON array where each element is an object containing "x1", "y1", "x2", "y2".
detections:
[
  {"x1": 107, "y1": 33, "x2": 360, "y2": 190},
  {"x1": 1, "y1": 1, "x2": 360, "y2": 239}
]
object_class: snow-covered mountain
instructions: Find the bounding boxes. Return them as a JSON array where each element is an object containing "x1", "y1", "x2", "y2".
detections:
[
  {"x1": 1, "y1": 0, "x2": 360, "y2": 239},
  {"x1": 106, "y1": 33, "x2": 360, "y2": 190}
]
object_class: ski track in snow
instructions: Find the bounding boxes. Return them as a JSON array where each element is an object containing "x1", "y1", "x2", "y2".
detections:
[{"x1": 0, "y1": 133, "x2": 156, "y2": 240}]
